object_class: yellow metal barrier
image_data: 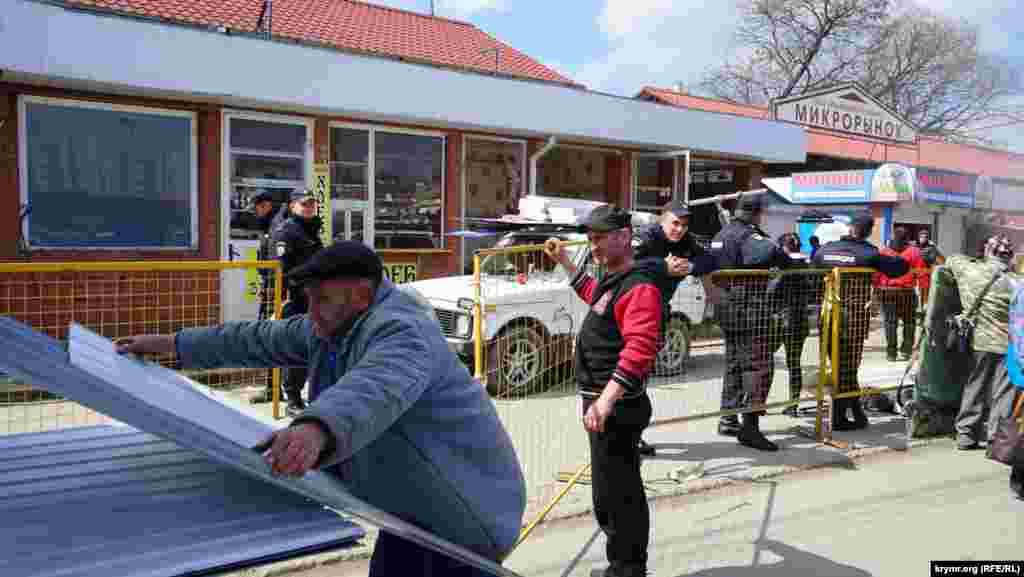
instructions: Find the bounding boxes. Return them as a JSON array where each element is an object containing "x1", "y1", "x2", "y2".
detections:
[{"x1": 0, "y1": 260, "x2": 285, "y2": 434}]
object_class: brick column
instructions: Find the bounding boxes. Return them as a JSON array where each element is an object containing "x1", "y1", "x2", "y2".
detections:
[{"x1": 0, "y1": 87, "x2": 16, "y2": 260}]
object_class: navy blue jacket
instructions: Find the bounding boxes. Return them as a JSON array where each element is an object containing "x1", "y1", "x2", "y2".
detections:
[
  {"x1": 632, "y1": 223, "x2": 706, "y2": 302},
  {"x1": 272, "y1": 213, "x2": 324, "y2": 305},
  {"x1": 811, "y1": 236, "x2": 909, "y2": 278}
]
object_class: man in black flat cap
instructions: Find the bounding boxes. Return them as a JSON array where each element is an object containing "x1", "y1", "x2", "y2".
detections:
[
  {"x1": 116, "y1": 241, "x2": 526, "y2": 577},
  {"x1": 813, "y1": 210, "x2": 908, "y2": 431},
  {"x1": 544, "y1": 204, "x2": 663, "y2": 577},
  {"x1": 631, "y1": 199, "x2": 706, "y2": 455},
  {"x1": 709, "y1": 193, "x2": 794, "y2": 451}
]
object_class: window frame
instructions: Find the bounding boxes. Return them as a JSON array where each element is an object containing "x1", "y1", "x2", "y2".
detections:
[
  {"x1": 220, "y1": 110, "x2": 314, "y2": 254},
  {"x1": 18, "y1": 95, "x2": 199, "y2": 251},
  {"x1": 328, "y1": 121, "x2": 447, "y2": 250}
]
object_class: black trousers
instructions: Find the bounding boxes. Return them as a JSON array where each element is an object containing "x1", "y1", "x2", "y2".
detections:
[
  {"x1": 584, "y1": 393, "x2": 652, "y2": 577},
  {"x1": 368, "y1": 531, "x2": 500, "y2": 577},
  {"x1": 882, "y1": 290, "x2": 917, "y2": 356},
  {"x1": 281, "y1": 299, "x2": 307, "y2": 402},
  {"x1": 721, "y1": 330, "x2": 773, "y2": 413},
  {"x1": 769, "y1": 310, "x2": 809, "y2": 400}
]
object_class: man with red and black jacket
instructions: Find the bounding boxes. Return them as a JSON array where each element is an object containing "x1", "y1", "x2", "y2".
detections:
[
  {"x1": 877, "y1": 226, "x2": 928, "y2": 361},
  {"x1": 544, "y1": 204, "x2": 662, "y2": 577}
]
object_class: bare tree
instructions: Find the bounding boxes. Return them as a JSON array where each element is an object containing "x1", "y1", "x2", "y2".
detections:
[{"x1": 701, "y1": 0, "x2": 1023, "y2": 145}]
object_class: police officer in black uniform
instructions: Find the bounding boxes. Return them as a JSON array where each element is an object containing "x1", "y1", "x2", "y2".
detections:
[
  {"x1": 812, "y1": 210, "x2": 908, "y2": 430},
  {"x1": 711, "y1": 194, "x2": 793, "y2": 451},
  {"x1": 631, "y1": 200, "x2": 706, "y2": 455},
  {"x1": 250, "y1": 192, "x2": 325, "y2": 416}
]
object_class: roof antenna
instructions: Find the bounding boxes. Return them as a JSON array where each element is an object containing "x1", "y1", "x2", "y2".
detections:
[{"x1": 257, "y1": 0, "x2": 273, "y2": 38}]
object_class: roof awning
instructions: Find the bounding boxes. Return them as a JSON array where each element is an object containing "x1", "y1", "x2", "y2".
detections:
[{"x1": 0, "y1": 0, "x2": 806, "y2": 163}]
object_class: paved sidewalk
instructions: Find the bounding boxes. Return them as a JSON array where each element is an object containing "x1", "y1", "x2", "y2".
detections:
[{"x1": 221, "y1": 404, "x2": 938, "y2": 577}]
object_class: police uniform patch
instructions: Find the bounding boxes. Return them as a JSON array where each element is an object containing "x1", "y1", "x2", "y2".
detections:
[
  {"x1": 751, "y1": 233, "x2": 764, "y2": 241},
  {"x1": 276, "y1": 242, "x2": 288, "y2": 257},
  {"x1": 632, "y1": 237, "x2": 642, "y2": 248}
]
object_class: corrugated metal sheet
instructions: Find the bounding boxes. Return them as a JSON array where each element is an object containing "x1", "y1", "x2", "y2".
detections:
[
  {"x1": 0, "y1": 318, "x2": 523, "y2": 577},
  {"x1": 0, "y1": 425, "x2": 364, "y2": 577}
]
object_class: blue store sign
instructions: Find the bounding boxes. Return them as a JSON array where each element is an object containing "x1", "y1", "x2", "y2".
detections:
[
  {"x1": 913, "y1": 168, "x2": 975, "y2": 208},
  {"x1": 789, "y1": 170, "x2": 873, "y2": 204}
]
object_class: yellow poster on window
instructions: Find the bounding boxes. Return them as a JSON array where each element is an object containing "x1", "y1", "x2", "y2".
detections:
[
  {"x1": 242, "y1": 246, "x2": 261, "y2": 304},
  {"x1": 312, "y1": 163, "x2": 332, "y2": 247}
]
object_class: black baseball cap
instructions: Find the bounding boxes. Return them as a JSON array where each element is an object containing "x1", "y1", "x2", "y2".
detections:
[
  {"x1": 251, "y1": 191, "x2": 274, "y2": 205},
  {"x1": 850, "y1": 209, "x2": 874, "y2": 228},
  {"x1": 581, "y1": 204, "x2": 632, "y2": 233},
  {"x1": 286, "y1": 241, "x2": 384, "y2": 287},
  {"x1": 664, "y1": 200, "x2": 691, "y2": 218}
]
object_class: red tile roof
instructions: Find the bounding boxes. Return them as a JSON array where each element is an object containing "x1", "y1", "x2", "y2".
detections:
[
  {"x1": 637, "y1": 87, "x2": 769, "y2": 120},
  {"x1": 63, "y1": 0, "x2": 577, "y2": 86}
]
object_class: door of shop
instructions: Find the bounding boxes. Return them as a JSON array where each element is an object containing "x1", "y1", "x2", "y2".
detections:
[
  {"x1": 221, "y1": 112, "x2": 313, "y2": 322},
  {"x1": 632, "y1": 150, "x2": 690, "y2": 213},
  {"x1": 329, "y1": 127, "x2": 373, "y2": 246}
]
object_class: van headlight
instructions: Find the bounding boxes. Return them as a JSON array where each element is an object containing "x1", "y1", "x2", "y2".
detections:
[{"x1": 456, "y1": 313, "x2": 471, "y2": 337}]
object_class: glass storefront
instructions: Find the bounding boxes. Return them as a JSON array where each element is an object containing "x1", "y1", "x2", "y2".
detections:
[
  {"x1": 227, "y1": 118, "x2": 308, "y2": 241},
  {"x1": 329, "y1": 126, "x2": 446, "y2": 250}
]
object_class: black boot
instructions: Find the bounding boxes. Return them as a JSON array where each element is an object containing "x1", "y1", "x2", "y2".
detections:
[
  {"x1": 718, "y1": 415, "x2": 741, "y2": 436},
  {"x1": 832, "y1": 399, "x2": 856, "y2": 431},
  {"x1": 850, "y1": 397, "x2": 870, "y2": 430},
  {"x1": 737, "y1": 413, "x2": 778, "y2": 451}
]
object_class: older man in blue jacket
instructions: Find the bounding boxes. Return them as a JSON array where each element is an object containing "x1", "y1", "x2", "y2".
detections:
[{"x1": 116, "y1": 241, "x2": 526, "y2": 576}]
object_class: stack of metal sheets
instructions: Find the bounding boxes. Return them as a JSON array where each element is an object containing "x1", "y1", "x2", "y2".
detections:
[{"x1": 0, "y1": 318, "x2": 522, "y2": 577}]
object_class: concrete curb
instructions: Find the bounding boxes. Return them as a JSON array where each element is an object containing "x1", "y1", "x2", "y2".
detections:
[{"x1": 228, "y1": 433, "x2": 951, "y2": 577}]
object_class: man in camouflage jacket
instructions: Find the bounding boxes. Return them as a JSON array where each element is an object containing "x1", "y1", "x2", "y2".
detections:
[{"x1": 945, "y1": 235, "x2": 1018, "y2": 450}]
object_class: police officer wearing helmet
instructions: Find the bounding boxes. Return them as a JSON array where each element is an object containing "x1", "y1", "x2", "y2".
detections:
[
  {"x1": 250, "y1": 191, "x2": 325, "y2": 415},
  {"x1": 812, "y1": 210, "x2": 908, "y2": 430},
  {"x1": 631, "y1": 200, "x2": 706, "y2": 456},
  {"x1": 710, "y1": 193, "x2": 793, "y2": 451}
]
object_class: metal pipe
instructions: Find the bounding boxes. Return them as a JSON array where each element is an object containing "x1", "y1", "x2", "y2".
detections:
[
  {"x1": 528, "y1": 136, "x2": 557, "y2": 197},
  {"x1": 272, "y1": 264, "x2": 284, "y2": 420},
  {"x1": 472, "y1": 253, "x2": 484, "y2": 381}
]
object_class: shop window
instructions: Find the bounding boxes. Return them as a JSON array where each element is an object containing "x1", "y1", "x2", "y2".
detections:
[
  {"x1": 462, "y1": 138, "x2": 526, "y2": 272},
  {"x1": 20, "y1": 97, "x2": 197, "y2": 249},
  {"x1": 373, "y1": 131, "x2": 445, "y2": 250},
  {"x1": 228, "y1": 117, "x2": 308, "y2": 240},
  {"x1": 329, "y1": 127, "x2": 370, "y2": 244},
  {"x1": 634, "y1": 156, "x2": 671, "y2": 212},
  {"x1": 537, "y1": 147, "x2": 611, "y2": 202}
]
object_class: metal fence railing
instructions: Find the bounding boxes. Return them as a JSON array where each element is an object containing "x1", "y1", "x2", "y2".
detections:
[{"x1": 0, "y1": 260, "x2": 286, "y2": 434}]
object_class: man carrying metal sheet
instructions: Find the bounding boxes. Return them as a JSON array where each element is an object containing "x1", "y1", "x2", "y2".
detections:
[
  {"x1": 115, "y1": 240, "x2": 526, "y2": 577},
  {"x1": 544, "y1": 204, "x2": 663, "y2": 577}
]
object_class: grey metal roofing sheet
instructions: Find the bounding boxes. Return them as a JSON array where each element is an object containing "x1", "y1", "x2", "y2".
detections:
[
  {"x1": 0, "y1": 424, "x2": 364, "y2": 577},
  {"x1": 0, "y1": 318, "x2": 523, "y2": 577}
]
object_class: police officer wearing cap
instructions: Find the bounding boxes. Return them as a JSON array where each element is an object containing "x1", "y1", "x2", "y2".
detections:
[
  {"x1": 631, "y1": 199, "x2": 706, "y2": 456},
  {"x1": 710, "y1": 193, "x2": 793, "y2": 451},
  {"x1": 812, "y1": 210, "x2": 908, "y2": 430},
  {"x1": 545, "y1": 204, "x2": 663, "y2": 577},
  {"x1": 252, "y1": 192, "x2": 325, "y2": 415},
  {"x1": 115, "y1": 240, "x2": 527, "y2": 575}
]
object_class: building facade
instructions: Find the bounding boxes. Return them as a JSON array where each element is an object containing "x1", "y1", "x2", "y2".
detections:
[
  {"x1": 0, "y1": 0, "x2": 805, "y2": 323},
  {"x1": 638, "y1": 84, "x2": 1024, "y2": 254}
]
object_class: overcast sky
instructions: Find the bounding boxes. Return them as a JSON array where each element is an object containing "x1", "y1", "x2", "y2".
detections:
[{"x1": 377, "y1": 0, "x2": 1024, "y2": 153}]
